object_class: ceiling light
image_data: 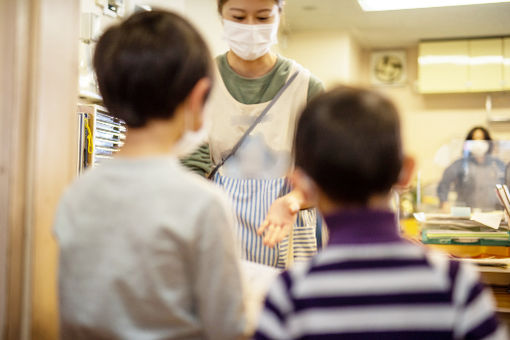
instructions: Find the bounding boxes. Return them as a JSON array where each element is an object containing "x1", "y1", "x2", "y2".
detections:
[{"x1": 358, "y1": 0, "x2": 510, "y2": 11}]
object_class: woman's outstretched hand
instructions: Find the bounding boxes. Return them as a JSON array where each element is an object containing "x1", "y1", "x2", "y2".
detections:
[{"x1": 257, "y1": 194, "x2": 301, "y2": 248}]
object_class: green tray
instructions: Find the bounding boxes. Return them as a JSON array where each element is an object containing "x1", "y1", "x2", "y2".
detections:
[{"x1": 422, "y1": 230, "x2": 510, "y2": 247}]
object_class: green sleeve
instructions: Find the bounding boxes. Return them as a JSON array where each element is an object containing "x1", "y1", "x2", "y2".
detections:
[
  {"x1": 179, "y1": 143, "x2": 212, "y2": 178},
  {"x1": 307, "y1": 74, "x2": 324, "y2": 102}
]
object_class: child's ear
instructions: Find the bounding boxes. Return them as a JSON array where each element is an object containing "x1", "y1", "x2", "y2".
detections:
[
  {"x1": 290, "y1": 168, "x2": 318, "y2": 205},
  {"x1": 187, "y1": 77, "x2": 211, "y2": 131},
  {"x1": 396, "y1": 155, "x2": 416, "y2": 189}
]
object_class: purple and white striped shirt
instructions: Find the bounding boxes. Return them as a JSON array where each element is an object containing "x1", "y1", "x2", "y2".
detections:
[{"x1": 255, "y1": 209, "x2": 504, "y2": 339}]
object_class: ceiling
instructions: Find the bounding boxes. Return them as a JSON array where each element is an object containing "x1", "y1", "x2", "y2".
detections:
[{"x1": 284, "y1": 0, "x2": 510, "y2": 48}]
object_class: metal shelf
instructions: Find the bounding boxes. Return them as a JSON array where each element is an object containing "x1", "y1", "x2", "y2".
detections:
[{"x1": 77, "y1": 104, "x2": 126, "y2": 172}]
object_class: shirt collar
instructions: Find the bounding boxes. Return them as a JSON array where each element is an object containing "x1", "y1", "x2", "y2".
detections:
[{"x1": 324, "y1": 209, "x2": 402, "y2": 245}]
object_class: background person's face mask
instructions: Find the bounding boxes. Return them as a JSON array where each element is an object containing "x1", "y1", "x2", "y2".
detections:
[
  {"x1": 465, "y1": 140, "x2": 490, "y2": 158},
  {"x1": 222, "y1": 17, "x2": 279, "y2": 61}
]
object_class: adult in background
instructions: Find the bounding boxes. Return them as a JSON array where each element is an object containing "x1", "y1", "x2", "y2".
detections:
[{"x1": 437, "y1": 126, "x2": 505, "y2": 211}]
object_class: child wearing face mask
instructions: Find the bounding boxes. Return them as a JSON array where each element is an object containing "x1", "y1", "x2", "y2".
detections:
[
  {"x1": 53, "y1": 11, "x2": 246, "y2": 339},
  {"x1": 437, "y1": 126, "x2": 506, "y2": 211},
  {"x1": 183, "y1": 0, "x2": 325, "y2": 269}
]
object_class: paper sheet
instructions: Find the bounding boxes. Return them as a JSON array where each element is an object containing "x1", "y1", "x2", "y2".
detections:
[
  {"x1": 471, "y1": 211, "x2": 503, "y2": 230},
  {"x1": 414, "y1": 211, "x2": 504, "y2": 229}
]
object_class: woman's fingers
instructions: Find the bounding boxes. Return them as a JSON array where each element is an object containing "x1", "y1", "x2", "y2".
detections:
[
  {"x1": 267, "y1": 224, "x2": 281, "y2": 247},
  {"x1": 263, "y1": 223, "x2": 291, "y2": 248},
  {"x1": 262, "y1": 224, "x2": 276, "y2": 247},
  {"x1": 257, "y1": 219, "x2": 270, "y2": 235},
  {"x1": 278, "y1": 225, "x2": 290, "y2": 242}
]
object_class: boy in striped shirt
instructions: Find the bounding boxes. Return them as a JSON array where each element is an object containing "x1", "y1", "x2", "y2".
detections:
[{"x1": 254, "y1": 86, "x2": 505, "y2": 339}]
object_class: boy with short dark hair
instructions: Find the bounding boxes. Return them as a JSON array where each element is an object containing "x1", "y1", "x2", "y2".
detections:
[
  {"x1": 54, "y1": 10, "x2": 245, "y2": 339},
  {"x1": 255, "y1": 86, "x2": 504, "y2": 339}
]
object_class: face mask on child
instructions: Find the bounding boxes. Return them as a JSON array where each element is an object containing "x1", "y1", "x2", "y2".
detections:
[
  {"x1": 222, "y1": 17, "x2": 279, "y2": 61},
  {"x1": 171, "y1": 110, "x2": 209, "y2": 158},
  {"x1": 465, "y1": 140, "x2": 490, "y2": 158}
]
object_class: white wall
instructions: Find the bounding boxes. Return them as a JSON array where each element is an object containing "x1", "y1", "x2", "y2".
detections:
[
  {"x1": 280, "y1": 30, "x2": 362, "y2": 88},
  {"x1": 278, "y1": 30, "x2": 510, "y2": 188},
  {"x1": 130, "y1": 0, "x2": 228, "y2": 56}
]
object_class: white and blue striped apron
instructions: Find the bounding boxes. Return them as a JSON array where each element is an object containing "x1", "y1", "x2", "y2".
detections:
[
  {"x1": 207, "y1": 61, "x2": 317, "y2": 268},
  {"x1": 213, "y1": 173, "x2": 316, "y2": 268}
]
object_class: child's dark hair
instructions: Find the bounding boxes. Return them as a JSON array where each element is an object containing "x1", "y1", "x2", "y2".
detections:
[
  {"x1": 93, "y1": 10, "x2": 212, "y2": 127},
  {"x1": 294, "y1": 86, "x2": 403, "y2": 204}
]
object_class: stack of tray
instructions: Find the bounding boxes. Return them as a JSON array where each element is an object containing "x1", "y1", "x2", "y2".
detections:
[{"x1": 415, "y1": 212, "x2": 510, "y2": 246}]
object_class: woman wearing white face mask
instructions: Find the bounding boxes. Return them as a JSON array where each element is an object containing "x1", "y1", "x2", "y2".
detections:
[
  {"x1": 182, "y1": 0, "x2": 324, "y2": 268},
  {"x1": 437, "y1": 126, "x2": 505, "y2": 211}
]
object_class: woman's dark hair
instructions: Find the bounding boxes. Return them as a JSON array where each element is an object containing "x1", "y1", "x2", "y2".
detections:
[
  {"x1": 294, "y1": 86, "x2": 403, "y2": 205},
  {"x1": 93, "y1": 10, "x2": 212, "y2": 127},
  {"x1": 465, "y1": 126, "x2": 493, "y2": 154},
  {"x1": 217, "y1": 0, "x2": 284, "y2": 14},
  {"x1": 466, "y1": 126, "x2": 491, "y2": 141}
]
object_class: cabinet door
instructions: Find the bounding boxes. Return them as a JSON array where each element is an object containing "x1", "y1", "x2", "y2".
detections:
[
  {"x1": 419, "y1": 40, "x2": 469, "y2": 93},
  {"x1": 469, "y1": 38, "x2": 503, "y2": 92},
  {"x1": 504, "y1": 38, "x2": 510, "y2": 90}
]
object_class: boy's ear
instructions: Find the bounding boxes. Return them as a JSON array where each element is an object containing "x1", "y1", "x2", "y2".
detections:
[
  {"x1": 186, "y1": 77, "x2": 211, "y2": 131},
  {"x1": 290, "y1": 168, "x2": 318, "y2": 206},
  {"x1": 396, "y1": 155, "x2": 416, "y2": 189}
]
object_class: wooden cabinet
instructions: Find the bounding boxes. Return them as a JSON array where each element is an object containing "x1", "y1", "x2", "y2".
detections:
[
  {"x1": 504, "y1": 37, "x2": 510, "y2": 90},
  {"x1": 419, "y1": 40, "x2": 469, "y2": 93},
  {"x1": 469, "y1": 38, "x2": 503, "y2": 92},
  {"x1": 419, "y1": 37, "x2": 508, "y2": 93}
]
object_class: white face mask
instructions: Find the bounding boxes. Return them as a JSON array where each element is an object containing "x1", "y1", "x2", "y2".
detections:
[
  {"x1": 465, "y1": 140, "x2": 490, "y2": 158},
  {"x1": 222, "y1": 17, "x2": 279, "y2": 61},
  {"x1": 171, "y1": 110, "x2": 209, "y2": 158}
]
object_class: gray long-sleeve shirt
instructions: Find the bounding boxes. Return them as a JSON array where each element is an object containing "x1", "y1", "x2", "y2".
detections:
[
  {"x1": 437, "y1": 155, "x2": 505, "y2": 210},
  {"x1": 54, "y1": 156, "x2": 246, "y2": 340}
]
